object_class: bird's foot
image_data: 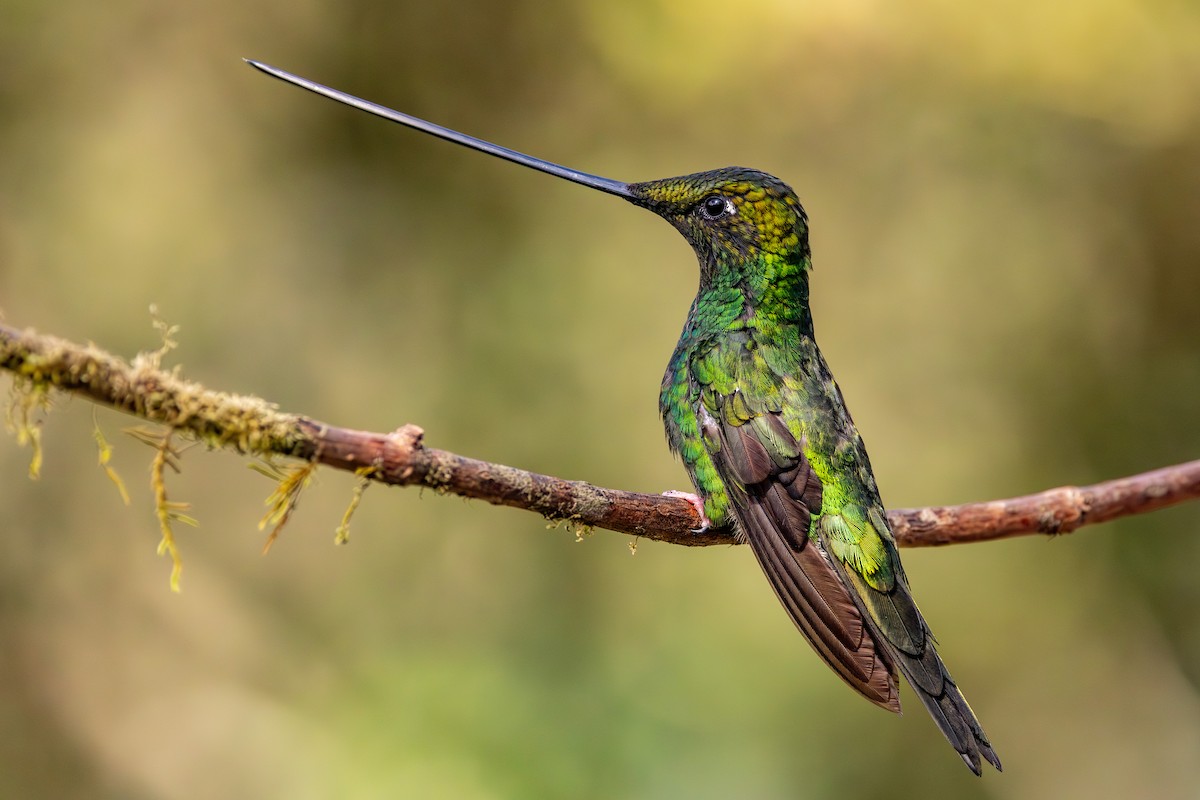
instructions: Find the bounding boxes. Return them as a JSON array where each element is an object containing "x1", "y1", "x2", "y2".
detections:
[{"x1": 662, "y1": 490, "x2": 713, "y2": 533}]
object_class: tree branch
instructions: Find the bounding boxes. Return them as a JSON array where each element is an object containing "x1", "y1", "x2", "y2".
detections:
[{"x1": 3, "y1": 321, "x2": 1198, "y2": 547}]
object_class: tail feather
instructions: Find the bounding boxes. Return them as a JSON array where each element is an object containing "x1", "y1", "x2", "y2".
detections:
[{"x1": 894, "y1": 649, "x2": 1002, "y2": 775}]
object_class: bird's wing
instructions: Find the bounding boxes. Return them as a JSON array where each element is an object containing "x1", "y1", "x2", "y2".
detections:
[
  {"x1": 696, "y1": 361, "x2": 999, "y2": 773},
  {"x1": 696, "y1": 381, "x2": 901, "y2": 711}
]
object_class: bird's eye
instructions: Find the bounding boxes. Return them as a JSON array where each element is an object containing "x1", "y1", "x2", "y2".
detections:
[{"x1": 701, "y1": 195, "x2": 729, "y2": 219}]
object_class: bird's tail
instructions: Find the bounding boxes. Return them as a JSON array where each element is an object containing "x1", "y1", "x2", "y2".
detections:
[
  {"x1": 893, "y1": 643, "x2": 1002, "y2": 776},
  {"x1": 824, "y1": 506, "x2": 1001, "y2": 775}
]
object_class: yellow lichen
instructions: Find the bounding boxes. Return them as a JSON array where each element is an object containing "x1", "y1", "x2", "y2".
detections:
[
  {"x1": 6, "y1": 376, "x2": 50, "y2": 479},
  {"x1": 93, "y1": 412, "x2": 131, "y2": 506},
  {"x1": 336, "y1": 465, "x2": 376, "y2": 545},
  {"x1": 255, "y1": 460, "x2": 317, "y2": 554},
  {"x1": 545, "y1": 514, "x2": 594, "y2": 542},
  {"x1": 138, "y1": 428, "x2": 195, "y2": 593},
  {"x1": 138, "y1": 304, "x2": 180, "y2": 371}
]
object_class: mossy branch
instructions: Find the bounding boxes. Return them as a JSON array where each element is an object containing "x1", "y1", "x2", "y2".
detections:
[{"x1": 3, "y1": 320, "x2": 1199, "y2": 555}]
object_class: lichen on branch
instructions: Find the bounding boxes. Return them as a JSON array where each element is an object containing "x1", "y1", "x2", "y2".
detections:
[{"x1": 3, "y1": 320, "x2": 1199, "y2": 588}]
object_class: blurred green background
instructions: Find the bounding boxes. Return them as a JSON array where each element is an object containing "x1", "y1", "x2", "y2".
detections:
[{"x1": 3, "y1": 1, "x2": 1200, "y2": 798}]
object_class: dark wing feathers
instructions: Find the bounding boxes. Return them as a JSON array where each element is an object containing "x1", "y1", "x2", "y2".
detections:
[
  {"x1": 710, "y1": 395, "x2": 900, "y2": 711},
  {"x1": 745, "y1": 506, "x2": 869, "y2": 683},
  {"x1": 706, "y1": 387, "x2": 1000, "y2": 774},
  {"x1": 722, "y1": 415, "x2": 775, "y2": 484},
  {"x1": 761, "y1": 482, "x2": 810, "y2": 550}
]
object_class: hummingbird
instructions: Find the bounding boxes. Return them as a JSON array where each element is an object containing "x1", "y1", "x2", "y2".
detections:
[{"x1": 247, "y1": 60, "x2": 1001, "y2": 775}]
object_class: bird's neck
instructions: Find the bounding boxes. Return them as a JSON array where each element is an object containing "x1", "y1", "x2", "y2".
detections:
[{"x1": 685, "y1": 250, "x2": 815, "y2": 343}]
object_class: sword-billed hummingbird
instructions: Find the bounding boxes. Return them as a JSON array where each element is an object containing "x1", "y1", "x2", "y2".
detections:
[{"x1": 247, "y1": 60, "x2": 1001, "y2": 775}]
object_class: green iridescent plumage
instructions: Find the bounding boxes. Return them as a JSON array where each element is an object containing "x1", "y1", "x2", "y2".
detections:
[
  {"x1": 246, "y1": 62, "x2": 1001, "y2": 776},
  {"x1": 633, "y1": 168, "x2": 999, "y2": 775}
]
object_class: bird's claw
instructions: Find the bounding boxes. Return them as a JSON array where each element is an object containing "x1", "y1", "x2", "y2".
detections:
[{"x1": 662, "y1": 490, "x2": 713, "y2": 533}]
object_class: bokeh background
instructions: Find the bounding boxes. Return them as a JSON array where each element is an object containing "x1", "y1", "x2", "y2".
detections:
[{"x1": 3, "y1": 2, "x2": 1200, "y2": 798}]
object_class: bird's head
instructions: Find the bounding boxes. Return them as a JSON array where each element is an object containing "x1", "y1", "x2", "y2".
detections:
[{"x1": 629, "y1": 168, "x2": 810, "y2": 271}]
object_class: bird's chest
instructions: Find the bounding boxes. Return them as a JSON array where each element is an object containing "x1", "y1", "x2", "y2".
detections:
[{"x1": 659, "y1": 328, "x2": 764, "y2": 449}]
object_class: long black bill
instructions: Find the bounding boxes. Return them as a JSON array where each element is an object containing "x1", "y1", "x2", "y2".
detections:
[{"x1": 245, "y1": 60, "x2": 633, "y2": 199}]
